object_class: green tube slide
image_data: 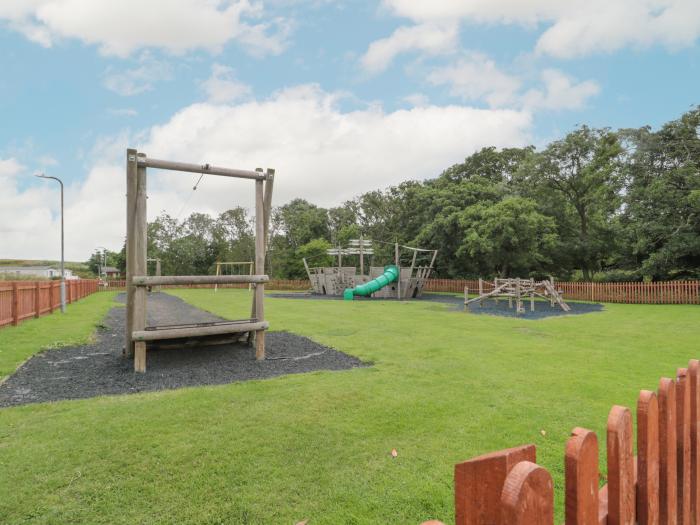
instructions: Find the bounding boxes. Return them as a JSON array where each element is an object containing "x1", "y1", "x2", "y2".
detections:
[{"x1": 343, "y1": 265, "x2": 399, "y2": 301}]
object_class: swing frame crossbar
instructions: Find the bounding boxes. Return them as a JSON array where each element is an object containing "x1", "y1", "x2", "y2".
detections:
[
  {"x1": 125, "y1": 149, "x2": 274, "y2": 372},
  {"x1": 214, "y1": 261, "x2": 254, "y2": 292}
]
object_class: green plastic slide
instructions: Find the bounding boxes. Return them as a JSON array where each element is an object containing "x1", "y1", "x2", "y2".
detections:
[{"x1": 343, "y1": 265, "x2": 399, "y2": 300}]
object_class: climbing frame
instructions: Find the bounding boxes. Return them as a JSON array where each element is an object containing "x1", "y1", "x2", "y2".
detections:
[{"x1": 125, "y1": 149, "x2": 275, "y2": 372}]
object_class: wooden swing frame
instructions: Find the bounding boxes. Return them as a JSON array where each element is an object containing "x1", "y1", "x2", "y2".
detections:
[{"x1": 125, "y1": 149, "x2": 274, "y2": 372}]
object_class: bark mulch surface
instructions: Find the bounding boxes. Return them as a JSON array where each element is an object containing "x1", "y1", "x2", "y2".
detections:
[
  {"x1": 0, "y1": 293, "x2": 366, "y2": 408},
  {"x1": 268, "y1": 292, "x2": 604, "y2": 319}
]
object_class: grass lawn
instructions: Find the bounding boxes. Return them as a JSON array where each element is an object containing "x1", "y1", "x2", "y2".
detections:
[
  {"x1": 0, "y1": 289, "x2": 697, "y2": 524},
  {"x1": 0, "y1": 291, "x2": 119, "y2": 379}
]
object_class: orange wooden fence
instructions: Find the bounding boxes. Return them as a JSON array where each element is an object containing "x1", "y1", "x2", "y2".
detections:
[
  {"x1": 424, "y1": 279, "x2": 700, "y2": 304},
  {"x1": 0, "y1": 279, "x2": 99, "y2": 329},
  {"x1": 421, "y1": 358, "x2": 700, "y2": 525},
  {"x1": 99, "y1": 278, "x2": 700, "y2": 304}
]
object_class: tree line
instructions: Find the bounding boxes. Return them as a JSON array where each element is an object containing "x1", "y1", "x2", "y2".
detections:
[{"x1": 89, "y1": 107, "x2": 700, "y2": 282}]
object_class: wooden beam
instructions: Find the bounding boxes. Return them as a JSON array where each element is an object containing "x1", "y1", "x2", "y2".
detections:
[
  {"x1": 254, "y1": 178, "x2": 266, "y2": 360},
  {"x1": 132, "y1": 275, "x2": 269, "y2": 286},
  {"x1": 137, "y1": 157, "x2": 267, "y2": 180},
  {"x1": 133, "y1": 153, "x2": 148, "y2": 372},
  {"x1": 132, "y1": 321, "x2": 269, "y2": 342},
  {"x1": 125, "y1": 149, "x2": 138, "y2": 356}
]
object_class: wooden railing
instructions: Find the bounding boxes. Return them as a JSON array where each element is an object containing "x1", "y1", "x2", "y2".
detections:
[
  {"x1": 421, "y1": 358, "x2": 700, "y2": 525},
  {"x1": 0, "y1": 279, "x2": 99, "y2": 328}
]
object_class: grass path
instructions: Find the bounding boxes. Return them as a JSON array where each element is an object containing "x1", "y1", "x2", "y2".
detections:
[{"x1": 0, "y1": 290, "x2": 697, "y2": 524}]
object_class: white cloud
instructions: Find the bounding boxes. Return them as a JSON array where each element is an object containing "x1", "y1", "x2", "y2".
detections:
[
  {"x1": 200, "y1": 64, "x2": 252, "y2": 103},
  {"x1": 361, "y1": 23, "x2": 459, "y2": 73},
  {"x1": 0, "y1": 85, "x2": 532, "y2": 259},
  {"x1": 0, "y1": 158, "x2": 25, "y2": 179},
  {"x1": 427, "y1": 53, "x2": 521, "y2": 107},
  {"x1": 521, "y1": 69, "x2": 600, "y2": 111},
  {"x1": 103, "y1": 55, "x2": 173, "y2": 96},
  {"x1": 0, "y1": 0, "x2": 290, "y2": 57},
  {"x1": 401, "y1": 93, "x2": 430, "y2": 107},
  {"x1": 377, "y1": 0, "x2": 700, "y2": 59}
]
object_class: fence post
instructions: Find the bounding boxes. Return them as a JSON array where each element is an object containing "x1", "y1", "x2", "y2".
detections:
[
  {"x1": 454, "y1": 444, "x2": 536, "y2": 525},
  {"x1": 677, "y1": 368, "x2": 691, "y2": 523},
  {"x1": 11, "y1": 282, "x2": 19, "y2": 325},
  {"x1": 689, "y1": 360, "x2": 700, "y2": 523},
  {"x1": 565, "y1": 427, "x2": 599, "y2": 524},
  {"x1": 637, "y1": 390, "x2": 659, "y2": 524},
  {"x1": 500, "y1": 461, "x2": 554, "y2": 525},
  {"x1": 659, "y1": 377, "x2": 678, "y2": 524},
  {"x1": 34, "y1": 281, "x2": 40, "y2": 318},
  {"x1": 607, "y1": 405, "x2": 635, "y2": 525}
]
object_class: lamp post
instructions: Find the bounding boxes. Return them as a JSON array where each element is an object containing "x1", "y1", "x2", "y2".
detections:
[{"x1": 36, "y1": 173, "x2": 65, "y2": 313}]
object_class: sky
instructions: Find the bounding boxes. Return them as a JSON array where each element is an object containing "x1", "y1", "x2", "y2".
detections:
[{"x1": 1, "y1": 0, "x2": 699, "y2": 261}]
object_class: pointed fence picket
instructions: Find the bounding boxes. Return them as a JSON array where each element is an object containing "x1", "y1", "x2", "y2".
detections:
[{"x1": 421, "y1": 358, "x2": 700, "y2": 525}]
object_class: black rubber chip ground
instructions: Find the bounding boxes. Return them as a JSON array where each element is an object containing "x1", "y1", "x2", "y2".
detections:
[
  {"x1": 0, "y1": 293, "x2": 367, "y2": 408},
  {"x1": 268, "y1": 292, "x2": 604, "y2": 319}
]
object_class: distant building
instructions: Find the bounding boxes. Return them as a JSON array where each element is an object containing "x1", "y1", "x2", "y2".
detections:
[
  {"x1": 102, "y1": 266, "x2": 122, "y2": 279},
  {"x1": 0, "y1": 266, "x2": 76, "y2": 279}
]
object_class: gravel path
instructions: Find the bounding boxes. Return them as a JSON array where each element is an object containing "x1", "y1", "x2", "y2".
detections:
[
  {"x1": 268, "y1": 292, "x2": 604, "y2": 319},
  {"x1": 0, "y1": 293, "x2": 366, "y2": 408}
]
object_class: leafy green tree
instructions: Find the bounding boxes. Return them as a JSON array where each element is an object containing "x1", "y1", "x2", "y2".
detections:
[
  {"x1": 517, "y1": 126, "x2": 623, "y2": 280},
  {"x1": 458, "y1": 197, "x2": 558, "y2": 277},
  {"x1": 622, "y1": 108, "x2": 700, "y2": 279}
]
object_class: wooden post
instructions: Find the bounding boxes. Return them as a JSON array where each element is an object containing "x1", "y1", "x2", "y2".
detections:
[
  {"x1": 125, "y1": 148, "x2": 138, "y2": 357},
  {"x1": 677, "y1": 368, "x2": 691, "y2": 523},
  {"x1": 530, "y1": 278, "x2": 535, "y2": 312},
  {"x1": 637, "y1": 390, "x2": 660, "y2": 525},
  {"x1": 133, "y1": 153, "x2": 148, "y2": 372},
  {"x1": 11, "y1": 282, "x2": 19, "y2": 325},
  {"x1": 550, "y1": 276, "x2": 555, "y2": 307},
  {"x1": 254, "y1": 178, "x2": 265, "y2": 360},
  {"x1": 155, "y1": 259, "x2": 161, "y2": 292},
  {"x1": 395, "y1": 242, "x2": 401, "y2": 300},
  {"x1": 689, "y1": 360, "x2": 700, "y2": 524},
  {"x1": 478, "y1": 278, "x2": 483, "y2": 307},
  {"x1": 565, "y1": 427, "x2": 599, "y2": 524},
  {"x1": 659, "y1": 377, "x2": 678, "y2": 524},
  {"x1": 359, "y1": 234, "x2": 364, "y2": 276},
  {"x1": 249, "y1": 168, "x2": 274, "y2": 345},
  {"x1": 607, "y1": 405, "x2": 635, "y2": 525},
  {"x1": 454, "y1": 444, "x2": 536, "y2": 525},
  {"x1": 34, "y1": 281, "x2": 40, "y2": 318},
  {"x1": 464, "y1": 286, "x2": 468, "y2": 310},
  {"x1": 500, "y1": 461, "x2": 554, "y2": 525}
]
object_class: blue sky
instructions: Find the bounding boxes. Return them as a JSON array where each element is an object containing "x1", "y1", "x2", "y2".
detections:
[{"x1": 1, "y1": 0, "x2": 699, "y2": 260}]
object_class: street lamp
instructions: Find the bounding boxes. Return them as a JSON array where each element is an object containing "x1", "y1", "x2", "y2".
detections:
[{"x1": 35, "y1": 173, "x2": 66, "y2": 313}]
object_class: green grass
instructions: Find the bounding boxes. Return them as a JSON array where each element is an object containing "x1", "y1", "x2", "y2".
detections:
[
  {"x1": 0, "y1": 289, "x2": 697, "y2": 524},
  {"x1": 0, "y1": 292, "x2": 118, "y2": 379}
]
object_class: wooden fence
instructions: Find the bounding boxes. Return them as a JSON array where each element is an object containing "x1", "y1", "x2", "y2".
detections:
[
  {"x1": 99, "y1": 278, "x2": 700, "y2": 305},
  {"x1": 425, "y1": 278, "x2": 700, "y2": 305},
  {"x1": 421, "y1": 358, "x2": 700, "y2": 525},
  {"x1": 0, "y1": 279, "x2": 99, "y2": 329}
]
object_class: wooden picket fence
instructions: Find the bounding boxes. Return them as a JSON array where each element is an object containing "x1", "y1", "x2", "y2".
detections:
[
  {"x1": 98, "y1": 279, "x2": 310, "y2": 291},
  {"x1": 0, "y1": 279, "x2": 99, "y2": 329},
  {"x1": 99, "y1": 278, "x2": 700, "y2": 304},
  {"x1": 421, "y1": 358, "x2": 700, "y2": 525},
  {"x1": 425, "y1": 279, "x2": 700, "y2": 305}
]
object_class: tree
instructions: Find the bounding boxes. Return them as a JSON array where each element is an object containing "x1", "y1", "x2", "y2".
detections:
[
  {"x1": 621, "y1": 108, "x2": 700, "y2": 279},
  {"x1": 457, "y1": 197, "x2": 558, "y2": 277},
  {"x1": 518, "y1": 126, "x2": 623, "y2": 280}
]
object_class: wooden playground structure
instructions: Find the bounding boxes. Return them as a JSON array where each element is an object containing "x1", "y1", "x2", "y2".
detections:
[
  {"x1": 303, "y1": 238, "x2": 438, "y2": 300},
  {"x1": 125, "y1": 149, "x2": 274, "y2": 372},
  {"x1": 214, "y1": 261, "x2": 253, "y2": 292},
  {"x1": 464, "y1": 277, "x2": 570, "y2": 313}
]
